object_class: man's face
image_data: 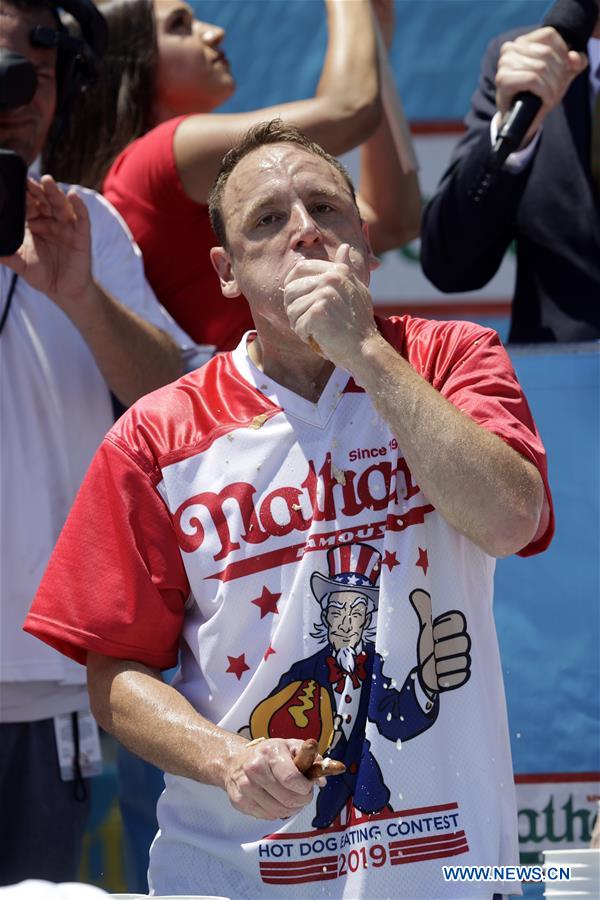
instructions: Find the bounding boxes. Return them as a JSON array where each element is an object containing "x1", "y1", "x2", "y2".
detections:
[
  {"x1": 325, "y1": 590, "x2": 370, "y2": 652},
  {"x1": 211, "y1": 143, "x2": 375, "y2": 336},
  {"x1": 0, "y1": 2, "x2": 57, "y2": 164}
]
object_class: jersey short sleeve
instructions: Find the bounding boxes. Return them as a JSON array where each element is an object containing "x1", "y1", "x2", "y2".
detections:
[
  {"x1": 379, "y1": 316, "x2": 554, "y2": 557},
  {"x1": 24, "y1": 436, "x2": 190, "y2": 669}
]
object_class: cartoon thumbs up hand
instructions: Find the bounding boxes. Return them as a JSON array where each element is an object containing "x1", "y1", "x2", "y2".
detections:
[{"x1": 409, "y1": 589, "x2": 471, "y2": 695}]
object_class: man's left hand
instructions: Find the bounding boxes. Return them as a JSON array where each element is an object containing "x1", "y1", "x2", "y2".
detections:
[
  {"x1": 283, "y1": 243, "x2": 378, "y2": 369},
  {"x1": 0, "y1": 175, "x2": 92, "y2": 308}
]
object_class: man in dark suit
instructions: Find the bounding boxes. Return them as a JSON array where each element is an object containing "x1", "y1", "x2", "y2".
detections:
[{"x1": 420, "y1": 11, "x2": 600, "y2": 343}]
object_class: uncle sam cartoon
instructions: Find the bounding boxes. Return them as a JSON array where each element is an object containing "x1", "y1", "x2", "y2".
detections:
[{"x1": 245, "y1": 543, "x2": 471, "y2": 828}]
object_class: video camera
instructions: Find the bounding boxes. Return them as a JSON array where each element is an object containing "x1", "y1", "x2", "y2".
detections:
[
  {"x1": 0, "y1": 0, "x2": 107, "y2": 256},
  {"x1": 0, "y1": 51, "x2": 30, "y2": 256}
]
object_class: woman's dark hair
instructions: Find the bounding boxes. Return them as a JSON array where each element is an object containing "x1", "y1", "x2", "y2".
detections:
[{"x1": 43, "y1": 0, "x2": 157, "y2": 188}]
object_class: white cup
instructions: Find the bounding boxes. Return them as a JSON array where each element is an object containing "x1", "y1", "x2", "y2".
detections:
[{"x1": 543, "y1": 848, "x2": 600, "y2": 898}]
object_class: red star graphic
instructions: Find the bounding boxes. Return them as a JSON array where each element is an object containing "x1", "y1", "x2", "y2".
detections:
[
  {"x1": 251, "y1": 586, "x2": 281, "y2": 618},
  {"x1": 416, "y1": 547, "x2": 429, "y2": 575},
  {"x1": 383, "y1": 550, "x2": 400, "y2": 571},
  {"x1": 264, "y1": 644, "x2": 276, "y2": 661},
  {"x1": 226, "y1": 654, "x2": 250, "y2": 680}
]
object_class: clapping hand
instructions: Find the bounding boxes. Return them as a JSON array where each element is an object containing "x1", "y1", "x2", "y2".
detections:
[{"x1": 1, "y1": 175, "x2": 93, "y2": 308}]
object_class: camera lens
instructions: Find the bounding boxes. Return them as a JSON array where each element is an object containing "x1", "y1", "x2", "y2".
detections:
[{"x1": 0, "y1": 50, "x2": 37, "y2": 111}]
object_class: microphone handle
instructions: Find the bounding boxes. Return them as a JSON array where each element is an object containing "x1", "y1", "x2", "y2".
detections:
[{"x1": 490, "y1": 91, "x2": 543, "y2": 169}]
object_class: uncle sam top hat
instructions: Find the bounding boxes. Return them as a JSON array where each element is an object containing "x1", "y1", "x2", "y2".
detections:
[{"x1": 311, "y1": 542, "x2": 382, "y2": 610}]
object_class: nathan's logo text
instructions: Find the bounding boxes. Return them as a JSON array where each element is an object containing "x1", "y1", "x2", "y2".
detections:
[
  {"x1": 519, "y1": 795, "x2": 597, "y2": 845},
  {"x1": 174, "y1": 453, "x2": 420, "y2": 561}
]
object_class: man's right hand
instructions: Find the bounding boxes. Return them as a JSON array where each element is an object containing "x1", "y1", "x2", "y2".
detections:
[
  {"x1": 224, "y1": 737, "x2": 317, "y2": 820},
  {"x1": 496, "y1": 26, "x2": 588, "y2": 149}
]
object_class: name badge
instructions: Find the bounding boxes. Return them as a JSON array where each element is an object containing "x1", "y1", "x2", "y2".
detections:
[{"x1": 53, "y1": 710, "x2": 103, "y2": 781}]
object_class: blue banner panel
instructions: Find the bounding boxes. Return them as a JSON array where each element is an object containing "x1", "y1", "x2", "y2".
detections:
[
  {"x1": 193, "y1": 0, "x2": 550, "y2": 120},
  {"x1": 497, "y1": 344, "x2": 600, "y2": 775}
]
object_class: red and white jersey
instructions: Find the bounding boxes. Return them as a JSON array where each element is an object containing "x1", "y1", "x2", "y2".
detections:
[{"x1": 26, "y1": 316, "x2": 553, "y2": 898}]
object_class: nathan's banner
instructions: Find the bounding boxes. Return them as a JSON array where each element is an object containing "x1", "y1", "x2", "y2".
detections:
[
  {"x1": 341, "y1": 127, "x2": 516, "y2": 317},
  {"x1": 516, "y1": 774, "x2": 600, "y2": 864}
]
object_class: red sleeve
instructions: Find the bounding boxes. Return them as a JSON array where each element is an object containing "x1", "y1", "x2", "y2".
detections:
[
  {"x1": 24, "y1": 437, "x2": 189, "y2": 669},
  {"x1": 379, "y1": 316, "x2": 555, "y2": 557}
]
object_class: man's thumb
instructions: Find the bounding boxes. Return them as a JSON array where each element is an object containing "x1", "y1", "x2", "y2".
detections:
[
  {"x1": 334, "y1": 243, "x2": 351, "y2": 266},
  {"x1": 409, "y1": 589, "x2": 432, "y2": 631}
]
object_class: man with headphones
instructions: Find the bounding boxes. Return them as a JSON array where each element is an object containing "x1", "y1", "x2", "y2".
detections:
[{"x1": 0, "y1": 0, "x2": 198, "y2": 885}]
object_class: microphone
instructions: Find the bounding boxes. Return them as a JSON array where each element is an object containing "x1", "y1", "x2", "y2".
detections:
[{"x1": 490, "y1": 0, "x2": 597, "y2": 169}]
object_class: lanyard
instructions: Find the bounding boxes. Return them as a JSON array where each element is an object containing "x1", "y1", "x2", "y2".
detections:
[{"x1": 0, "y1": 273, "x2": 18, "y2": 336}]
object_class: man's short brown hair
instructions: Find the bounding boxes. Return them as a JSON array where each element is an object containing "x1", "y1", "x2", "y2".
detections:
[{"x1": 208, "y1": 119, "x2": 359, "y2": 248}]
